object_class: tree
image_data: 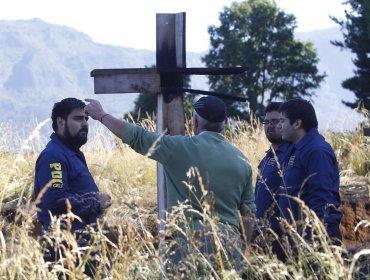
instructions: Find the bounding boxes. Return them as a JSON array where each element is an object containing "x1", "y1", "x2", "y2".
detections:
[
  {"x1": 202, "y1": 0, "x2": 325, "y2": 118},
  {"x1": 332, "y1": 0, "x2": 370, "y2": 111},
  {"x1": 126, "y1": 91, "x2": 157, "y2": 120}
]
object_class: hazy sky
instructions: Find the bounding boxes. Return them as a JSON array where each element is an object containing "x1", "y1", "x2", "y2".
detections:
[{"x1": 1, "y1": 0, "x2": 348, "y2": 52}]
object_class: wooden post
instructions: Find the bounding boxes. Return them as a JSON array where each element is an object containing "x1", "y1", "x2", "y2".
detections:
[
  {"x1": 156, "y1": 13, "x2": 186, "y2": 265},
  {"x1": 156, "y1": 13, "x2": 185, "y2": 135},
  {"x1": 90, "y1": 12, "x2": 247, "y2": 272}
]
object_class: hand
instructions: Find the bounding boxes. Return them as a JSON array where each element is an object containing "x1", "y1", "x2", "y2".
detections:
[
  {"x1": 240, "y1": 203, "x2": 256, "y2": 244},
  {"x1": 96, "y1": 192, "x2": 112, "y2": 210},
  {"x1": 85, "y1": 98, "x2": 106, "y2": 121},
  {"x1": 241, "y1": 214, "x2": 255, "y2": 244}
]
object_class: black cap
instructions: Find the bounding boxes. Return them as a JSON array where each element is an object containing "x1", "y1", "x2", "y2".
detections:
[{"x1": 193, "y1": 96, "x2": 226, "y2": 122}]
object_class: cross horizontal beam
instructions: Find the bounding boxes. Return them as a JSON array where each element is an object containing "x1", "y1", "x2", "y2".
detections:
[
  {"x1": 91, "y1": 66, "x2": 247, "y2": 76},
  {"x1": 91, "y1": 68, "x2": 160, "y2": 94},
  {"x1": 161, "y1": 88, "x2": 247, "y2": 102},
  {"x1": 90, "y1": 67, "x2": 248, "y2": 95},
  {"x1": 158, "y1": 66, "x2": 248, "y2": 75},
  {"x1": 184, "y1": 88, "x2": 246, "y2": 102}
]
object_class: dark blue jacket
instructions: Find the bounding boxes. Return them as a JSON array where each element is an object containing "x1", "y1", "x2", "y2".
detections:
[
  {"x1": 278, "y1": 128, "x2": 342, "y2": 239},
  {"x1": 34, "y1": 133, "x2": 102, "y2": 232},
  {"x1": 255, "y1": 143, "x2": 292, "y2": 224}
]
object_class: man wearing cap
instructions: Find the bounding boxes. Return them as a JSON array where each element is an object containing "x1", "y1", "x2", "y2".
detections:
[{"x1": 85, "y1": 96, "x2": 255, "y2": 273}]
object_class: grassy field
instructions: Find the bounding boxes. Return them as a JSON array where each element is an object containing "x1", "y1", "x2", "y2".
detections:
[{"x1": 0, "y1": 117, "x2": 369, "y2": 279}]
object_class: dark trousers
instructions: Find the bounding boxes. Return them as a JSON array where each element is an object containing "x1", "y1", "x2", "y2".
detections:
[
  {"x1": 168, "y1": 223, "x2": 246, "y2": 277},
  {"x1": 42, "y1": 231, "x2": 99, "y2": 279}
]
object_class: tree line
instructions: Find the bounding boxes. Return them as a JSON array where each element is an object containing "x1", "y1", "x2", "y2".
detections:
[{"x1": 129, "y1": 0, "x2": 369, "y2": 121}]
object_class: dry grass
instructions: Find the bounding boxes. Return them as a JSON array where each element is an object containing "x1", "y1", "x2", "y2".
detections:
[{"x1": 0, "y1": 116, "x2": 369, "y2": 279}]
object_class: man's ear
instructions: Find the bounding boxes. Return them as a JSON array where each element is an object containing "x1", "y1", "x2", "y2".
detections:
[
  {"x1": 56, "y1": 116, "x2": 65, "y2": 132},
  {"x1": 294, "y1": 119, "x2": 302, "y2": 129}
]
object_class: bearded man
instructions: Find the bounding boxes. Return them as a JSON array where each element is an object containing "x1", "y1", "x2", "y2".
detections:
[
  {"x1": 255, "y1": 102, "x2": 293, "y2": 225},
  {"x1": 34, "y1": 98, "x2": 111, "y2": 233},
  {"x1": 34, "y1": 98, "x2": 112, "y2": 277},
  {"x1": 253, "y1": 102, "x2": 293, "y2": 260}
]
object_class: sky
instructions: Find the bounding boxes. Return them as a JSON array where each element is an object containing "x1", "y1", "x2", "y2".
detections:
[{"x1": 0, "y1": 0, "x2": 348, "y2": 52}]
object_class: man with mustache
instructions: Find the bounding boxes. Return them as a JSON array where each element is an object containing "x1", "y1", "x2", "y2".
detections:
[
  {"x1": 256, "y1": 102, "x2": 292, "y2": 222},
  {"x1": 34, "y1": 98, "x2": 111, "y2": 276},
  {"x1": 255, "y1": 102, "x2": 292, "y2": 259}
]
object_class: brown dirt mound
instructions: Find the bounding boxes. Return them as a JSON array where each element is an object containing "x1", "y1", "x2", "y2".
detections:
[{"x1": 339, "y1": 183, "x2": 370, "y2": 249}]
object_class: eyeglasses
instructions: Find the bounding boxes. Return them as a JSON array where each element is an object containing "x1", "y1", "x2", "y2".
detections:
[{"x1": 262, "y1": 119, "x2": 280, "y2": 126}]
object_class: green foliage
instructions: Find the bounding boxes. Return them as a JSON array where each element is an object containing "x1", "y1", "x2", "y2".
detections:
[
  {"x1": 332, "y1": 0, "x2": 370, "y2": 111},
  {"x1": 126, "y1": 91, "x2": 195, "y2": 121},
  {"x1": 126, "y1": 91, "x2": 157, "y2": 120},
  {"x1": 202, "y1": 0, "x2": 325, "y2": 118},
  {"x1": 326, "y1": 127, "x2": 370, "y2": 177}
]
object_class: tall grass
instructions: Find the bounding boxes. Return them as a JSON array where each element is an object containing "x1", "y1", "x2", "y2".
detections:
[{"x1": 0, "y1": 116, "x2": 369, "y2": 279}]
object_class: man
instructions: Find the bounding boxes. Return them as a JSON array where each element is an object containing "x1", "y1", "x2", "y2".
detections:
[
  {"x1": 277, "y1": 99, "x2": 342, "y2": 243},
  {"x1": 254, "y1": 102, "x2": 293, "y2": 260},
  {"x1": 34, "y1": 98, "x2": 111, "y2": 276},
  {"x1": 34, "y1": 98, "x2": 111, "y2": 232},
  {"x1": 255, "y1": 102, "x2": 292, "y2": 225},
  {"x1": 85, "y1": 96, "x2": 256, "y2": 272}
]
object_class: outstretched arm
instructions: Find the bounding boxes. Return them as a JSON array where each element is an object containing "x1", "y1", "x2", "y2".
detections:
[{"x1": 85, "y1": 98, "x2": 126, "y2": 138}]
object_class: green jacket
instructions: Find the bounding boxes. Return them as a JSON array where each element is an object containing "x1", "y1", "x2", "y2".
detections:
[{"x1": 122, "y1": 123, "x2": 256, "y2": 229}]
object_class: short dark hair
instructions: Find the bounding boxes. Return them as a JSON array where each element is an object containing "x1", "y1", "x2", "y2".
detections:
[
  {"x1": 279, "y1": 99, "x2": 318, "y2": 131},
  {"x1": 265, "y1": 102, "x2": 283, "y2": 114},
  {"x1": 51, "y1": 98, "x2": 85, "y2": 131}
]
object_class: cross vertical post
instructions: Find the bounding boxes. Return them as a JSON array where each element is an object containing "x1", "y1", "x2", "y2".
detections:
[
  {"x1": 156, "y1": 12, "x2": 186, "y2": 241},
  {"x1": 89, "y1": 12, "x2": 248, "y2": 269}
]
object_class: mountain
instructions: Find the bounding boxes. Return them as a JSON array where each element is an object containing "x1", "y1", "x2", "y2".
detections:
[
  {"x1": 0, "y1": 19, "x2": 364, "y2": 131},
  {"x1": 0, "y1": 18, "x2": 151, "y2": 123},
  {"x1": 296, "y1": 28, "x2": 364, "y2": 131}
]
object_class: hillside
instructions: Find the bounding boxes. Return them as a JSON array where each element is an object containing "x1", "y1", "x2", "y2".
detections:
[
  {"x1": 0, "y1": 19, "x2": 364, "y2": 131},
  {"x1": 296, "y1": 28, "x2": 364, "y2": 131}
]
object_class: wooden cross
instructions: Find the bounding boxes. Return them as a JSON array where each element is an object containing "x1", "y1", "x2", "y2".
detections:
[{"x1": 90, "y1": 13, "x2": 247, "y2": 235}]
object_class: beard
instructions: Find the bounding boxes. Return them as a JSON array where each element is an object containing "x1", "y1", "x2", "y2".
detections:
[
  {"x1": 64, "y1": 124, "x2": 88, "y2": 148},
  {"x1": 266, "y1": 130, "x2": 283, "y2": 146}
]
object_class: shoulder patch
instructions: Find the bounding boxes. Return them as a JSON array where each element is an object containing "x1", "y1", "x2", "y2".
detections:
[
  {"x1": 288, "y1": 155, "x2": 295, "y2": 166},
  {"x1": 50, "y1": 162, "x2": 63, "y2": 188},
  {"x1": 267, "y1": 157, "x2": 276, "y2": 166}
]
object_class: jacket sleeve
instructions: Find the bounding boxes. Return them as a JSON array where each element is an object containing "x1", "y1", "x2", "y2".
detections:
[
  {"x1": 121, "y1": 123, "x2": 178, "y2": 164},
  {"x1": 241, "y1": 163, "x2": 257, "y2": 213},
  {"x1": 302, "y1": 149, "x2": 341, "y2": 221},
  {"x1": 34, "y1": 152, "x2": 102, "y2": 219}
]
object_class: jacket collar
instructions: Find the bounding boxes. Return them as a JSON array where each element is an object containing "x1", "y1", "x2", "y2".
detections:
[
  {"x1": 267, "y1": 142, "x2": 291, "y2": 154},
  {"x1": 50, "y1": 133, "x2": 80, "y2": 156},
  {"x1": 295, "y1": 128, "x2": 319, "y2": 151}
]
